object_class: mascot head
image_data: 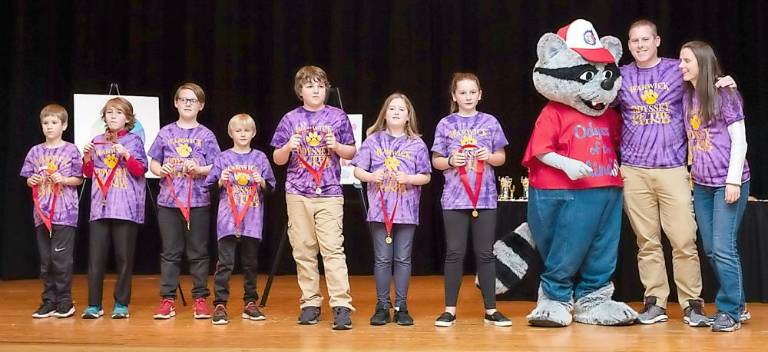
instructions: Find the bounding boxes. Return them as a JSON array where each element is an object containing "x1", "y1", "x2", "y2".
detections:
[{"x1": 533, "y1": 19, "x2": 622, "y2": 116}]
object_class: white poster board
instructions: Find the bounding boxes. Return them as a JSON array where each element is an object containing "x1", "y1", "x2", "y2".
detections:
[
  {"x1": 340, "y1": 113, "x2": 363, "y2": 185},
  {"x1": 73, "y1": 94, "x2": 161, "y2": 178}
]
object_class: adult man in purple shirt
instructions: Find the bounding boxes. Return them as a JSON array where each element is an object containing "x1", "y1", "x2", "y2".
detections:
[{"x1": 616, "y1": 19, "x2": 734, "y2": 326}]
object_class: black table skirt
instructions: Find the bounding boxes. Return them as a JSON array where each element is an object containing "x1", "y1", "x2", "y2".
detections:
[{"x1": 496, "y1": 200, "x2": 768, "y2": 303}]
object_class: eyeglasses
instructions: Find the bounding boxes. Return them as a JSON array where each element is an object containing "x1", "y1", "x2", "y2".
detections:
[{"x1": 177, "y1": 97, "x2": 199, "y2": 105}]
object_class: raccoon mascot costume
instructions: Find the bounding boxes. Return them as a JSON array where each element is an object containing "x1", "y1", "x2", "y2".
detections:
[{"x1": 522, "y1": 19, "x2": 638, "y2": 327}]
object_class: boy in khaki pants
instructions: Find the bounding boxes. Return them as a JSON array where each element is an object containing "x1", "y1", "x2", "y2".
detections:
[{"x1": 271, "y1": 65, "x2": 357, "y2": 330}]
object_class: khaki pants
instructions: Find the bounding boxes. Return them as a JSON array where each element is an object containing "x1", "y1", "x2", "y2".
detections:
[
  {"x1": 621, "y1": 165, "x2": 702, "y2": 309},
  {"x1": 286, "y1": 193, "x2": 353, "y2": 310}
]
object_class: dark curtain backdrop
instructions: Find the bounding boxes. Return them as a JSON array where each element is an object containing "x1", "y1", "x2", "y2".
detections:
[{"x1": 2, "y1": 1, "x2": 767, "y2": 279}]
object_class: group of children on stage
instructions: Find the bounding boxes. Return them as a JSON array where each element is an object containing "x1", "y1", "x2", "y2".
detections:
[{"x1": 22, "y1": 22, "x2": 751, "y2": 331}]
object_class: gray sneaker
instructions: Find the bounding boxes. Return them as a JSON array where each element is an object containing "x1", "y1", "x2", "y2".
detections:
[
  {"x1": 637, "y1": 296, "x2": 668, "y2": 324},
  {"x1": 711, "y1": 312, "x2": 740, "y2": 332},
  {"x1": 332, "y1": 306, "x2": 352, "y2": 330},
  {"x1": 298, "y1": 306, "x2": 321, "y2": 325},
  {"x1": 683, "y1": 300, "x2": 710, "y2": 327},
  {"x1": 740, "y1": 306, "x2": 751, "y2": 323}
]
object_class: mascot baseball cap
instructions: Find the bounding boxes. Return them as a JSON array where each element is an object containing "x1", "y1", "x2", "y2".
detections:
[{"x1": 557, "y1": 19, "x2": 616, "y2": 63}]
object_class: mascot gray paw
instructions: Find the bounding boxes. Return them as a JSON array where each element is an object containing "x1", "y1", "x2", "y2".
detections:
[
  {"x1": 573, "y1": 283, "x2": 638, "y2": 326},
  {"x1": 527, "y1": 286, "x2": 573, "y2": 327}
]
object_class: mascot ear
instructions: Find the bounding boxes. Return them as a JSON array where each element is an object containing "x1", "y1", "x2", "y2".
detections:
[
  {"x1": 537, "y1": 33, "x2": 569, "y2": 65},
  {"x1": 600, "y1": 36, "x2": 623, "y2": 63}
]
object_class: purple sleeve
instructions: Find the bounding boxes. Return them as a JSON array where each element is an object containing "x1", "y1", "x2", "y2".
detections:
[
  {"x1": 415, "y1": 139, "x2": 432, "y2": 174},
  {"x1": 721, "y1": 89, "x2": 745, "y2": 125},
  {"x1": 349, "y1": 137, "x2": 373, "y2": 170},
  {"x1": 66, "y1": 145, "x2": 83, "y2": 177},
  {"x1": 270, "y1": 116, "x2": 291, "y2": 148},
  {"x1": 335, "y1": 111, "x2": 355, "y2": 145},
  {"x1": 20, "y1": 147, "x2": 37, "y2": 178},
  {"x1": 259, "y1": 153, "x2": 277, "y2": 188},
  {"x1": 202, "y1": 130, "x2": 221, "y2": 165},
  {"x1": 431, "y1": 120, "x2": 450, "y2": 156},
  {"x1": 491, "y1": 117, "x2": 510, "y2": 152},
  {"x1": 147, "y1": 130, "x2": 166, "y2": 162},
  {"x1": 205, "y1": 156, "x2": 222, "y2": 187}
]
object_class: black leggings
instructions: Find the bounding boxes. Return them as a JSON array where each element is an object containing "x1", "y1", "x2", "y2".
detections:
[
  {"x1": 442, "y1": 209, "x2": 497, "y2": 309},
  {"x1": 87, "y1": 219, "x2": 138, "y2": 306}
]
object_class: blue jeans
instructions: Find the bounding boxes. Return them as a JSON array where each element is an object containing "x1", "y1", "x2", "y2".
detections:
[
  {"x1": 527, "y1": 187, "x2": 623, "y2": 302},
  {"x1": 693, "y1": 182, "x2": 749, "y2": 321}
]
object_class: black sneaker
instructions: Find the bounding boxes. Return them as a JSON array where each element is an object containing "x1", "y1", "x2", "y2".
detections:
[
  {"x1": 484, "y1": 311, "x2": 512, "y2": 327},
  {"x1": 369, "y1": 302, "x2": 391, "y2": 326},
  {"x1": 393, "y1": 304, "x2": 414, "y2": 326},
  {"x1": 212, "y1": 304, "x2": 228, "y2": 325},
  {"x1": 298, "y1": 306, "x2": 321, "y2": 325},
  {"x1": 32, "y1": 301, "x2": 57, "y2": 319},
  {"x1": 434, "y1": 312, "x2": 456, "y2": 327},
  {"x1": 332, "y1": 306, "x2": 353, "y2": 330},
  {"x1": 54, "y1": 301, "x2": 75, "y2": 319}
]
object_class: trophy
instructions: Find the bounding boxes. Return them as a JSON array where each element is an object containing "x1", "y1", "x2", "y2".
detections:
[
  {"x1": 498, "y1": 176, "x2": 514, "y2": 201},
  {"x1": 520, "y1": 176, "x2": 529, "y2": 199}
]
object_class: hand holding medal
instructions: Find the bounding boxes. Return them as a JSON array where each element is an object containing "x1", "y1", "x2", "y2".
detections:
[
  {"x1": 456, "y1": 144, "x2": 484, "y2": 218},
  {"x1": 225, "y1": 168, "x2": 261, "y2": 237},
  {"x1": 296, "y1": 129, "x2": 328, "y2": 195}
]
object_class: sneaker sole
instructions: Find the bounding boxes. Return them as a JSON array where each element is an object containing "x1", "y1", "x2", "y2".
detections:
[
  {"x1": 212, "y1": 319, "x2": 229, "y2": 325},
  {"x1": 112, "y1": 314, "x2": 130, "y2": 319},
  {"x1": 332, "y1": 323, "x2": 352, "y2": 330},
  {"x1": 153, "y1": 311, "x2": 176, "y2": 320},
  {"x1": 637, "y1": 315, "x2": 668, "y2": 324},
  {"x1": 54, "y1": 307, "x2": 76, "y2": 319},
  {"x1": 434, "y1": 320, "x2": 455, "y2": 327},
  {"x1": 32, "y1": 311, "x2": 56, "y2": 319},
  {"x1": 298, "y1": 319, "x2": 320, "y2": 325},
  {"x1": 81, "y1": 310, "x2": 104, "y2": 319},
  {"x1": 683, "y1": 317, "x2": 709, "y2": 327},
  {"x1": 484, "y1": 319, "x2": 512, "y2": 327},
  {"x1": 194, "y1": 312, "x2": 212, "y2": 319},
  {"x1": 396, "y1": 320, "x2": 414, "y2": 326},
  {"x1": 712, "y1": 324, "x2": 741, "y2": 332},
  {"x1": 242, "y1": 313, "x2": 266, "y2": 321}
]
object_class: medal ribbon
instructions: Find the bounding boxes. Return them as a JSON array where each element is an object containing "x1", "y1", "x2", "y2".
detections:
[
  {"x1": 92, "y1": 143, "x2": 121, "y2": 205},
  {"x1": 378, "y1": 182, "x2": 400, "y2": 237},
  {"x1": 296, "y1": 130, "x2": 328, "y2": 192},
  {"x1": 165, "y1": 173, "x2": 194, "y2": 230},
  {"x1": 32, "y1": 172, "x2": 60, "y2": 237},
  {"x1": 225, "y1": 169, "x2": 260, "y2": 234},
  {"x1": 456, "y1": 144, "x2": 484, "y2": 214}
]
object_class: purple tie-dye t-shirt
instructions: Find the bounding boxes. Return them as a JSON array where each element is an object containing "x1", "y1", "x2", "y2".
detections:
[
  {"x1": 205, "y1": 149, "x2": 276, "y2": 240},
  {"x1": 683, "y1": 89, "x2": 751, "y2": 187},
  {"x1": 431, "y1": 112, "x2": 509, "y2": 210},
  {"x1": 350, "y1": 131, "x2": 431, "y2": 225},
  {"x1": 148, "y1": 122, "x2": 221, "y2": 208},
  {"x1": 617, "y1": 58, "x2": 687, "y2": 168},
  {"x1": 270, "y1": 105, "x2": 355, "y2": 197},
  {"x1": 20, "y1": 142, "x2": 83, "y2": 228},
  {"x1": 88, "y1": 132, "x2": 147, "y2": 223}
]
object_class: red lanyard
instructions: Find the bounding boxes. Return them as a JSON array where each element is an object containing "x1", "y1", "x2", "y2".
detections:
[
  {"x1": 32, "y1": 174, "x2": 60, "y2": 237},
  {"x1": 296, "y1": 130, "x2": 328, "y2": 195},
  {"x1": 456, "y1": 144, "x2": 484, "y2": 218},
  {"x1": 225, "y1": 169, "x2": 260, "y2": 236},
  {"x1": 378, "y1": 182, "x2": 400, "y2": 245},
  {"x1": 165, "y1": 173, "x2": 193, "y2": 230}
]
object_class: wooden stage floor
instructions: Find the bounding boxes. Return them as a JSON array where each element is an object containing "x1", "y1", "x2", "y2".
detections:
[{"x1": 0, "y1": 275, "x2": 766, "y2": 351}]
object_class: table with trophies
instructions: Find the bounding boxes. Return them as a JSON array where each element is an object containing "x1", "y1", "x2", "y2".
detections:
[{"x1": 494, "y1": 176, "x2": 768, "y2": 303}]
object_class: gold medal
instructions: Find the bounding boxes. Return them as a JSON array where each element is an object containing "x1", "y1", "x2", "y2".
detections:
[
  {"x1": 472, "y1": 209, "x2": 479, "y2": 218},
  {"x1": 315, "y1": 186, "x2": 322, "y2": 195},
  {"x1": 385, "y1": 235, "x2": 393, "y2": 244}
]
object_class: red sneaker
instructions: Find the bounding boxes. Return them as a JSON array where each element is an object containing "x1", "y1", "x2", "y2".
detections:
[
  {"x1": 153, "y1": 298, "x2": 176, "y2": 320},
  {"x1": 193, "y1": 298, "x2": 211, "y2": 319}
]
